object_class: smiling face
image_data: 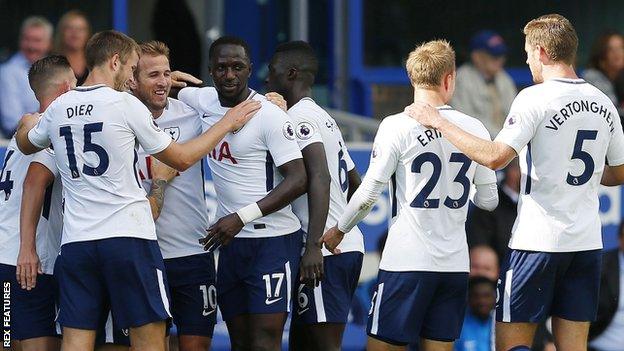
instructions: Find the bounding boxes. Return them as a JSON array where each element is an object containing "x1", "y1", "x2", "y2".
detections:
[
  {"x1": 209, "y1": 44, "x2": 251, "y2": 104},
  {"x1": 131, "y1": 54, "x2": 171, "y2": 115}
]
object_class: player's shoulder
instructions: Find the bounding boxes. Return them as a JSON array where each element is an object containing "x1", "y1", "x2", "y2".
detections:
[
  {"x1": 288, "y1": 97, "x2": 327, "y2": 122},
  {"x1": 443, "y1": 107, "x2": 490, "y2": 136},
  {"x1": 251, "y1": 92, "x2": 290, "y2": 120},
  {"x1": 178, "y1": 86, "x2": 220, "y2": 113},
  {"x1": 165, "y1": 97, "x2": 199, "y2": 117}
]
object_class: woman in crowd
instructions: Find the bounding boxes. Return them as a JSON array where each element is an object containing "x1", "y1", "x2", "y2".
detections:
[
  {"x1": 583, "y1": 31, "x2": 624, "y2": 110},
  {"x1": 54, "y1": 10, "x2": 91, "y2": 85}
]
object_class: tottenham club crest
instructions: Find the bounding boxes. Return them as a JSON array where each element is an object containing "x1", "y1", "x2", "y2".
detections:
[
  {"x1": 164, "y1": 126, "x2": 181, "y2": 141},
  {"x1": 296, "y1": 122, "x2": 314, "y2": 140},
  {"x1": 283, "y1": 121, "x2": 295, "y2": 140},
  {"x1": 506, "y1": 114, "x2": 517, "y2": 126}
]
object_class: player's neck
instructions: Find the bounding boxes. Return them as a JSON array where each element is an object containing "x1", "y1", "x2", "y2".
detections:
[
  {"x1": 285, "y1": 87, "x2": 312, "y2": 109},
  {"x1": 82, "y1": 67, "x2": 115, "y2": 88},
  {"x1": 218, "y1": 87, "x2": 251, "y2": 108},
  {"x1": 541, "y1": 63, "x2": 578, "y2": 82},
  {"x1": 412, "y1": 88, "x2": 447, "y2": 108}
]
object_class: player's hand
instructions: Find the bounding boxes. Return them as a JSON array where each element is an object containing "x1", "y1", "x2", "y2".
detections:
[
  {"x1": 318, "y1": 226, "x2": 345, "y2": 255},
  {"x1": 200, "y1": 213, "x2": 244, "y2": 251},
  {"x1": 16, "y1": 247, "x2": 42, "y2": 290},
  {"x1": 265, "y1": 92, "x2": 287, "y2": 112},
  {"x1": 16, "y1": 112, "x2": 40, "y2": 134},
  {"x1": 300, "y1": 245, "x2": 324, "y2": 287},
  {"x1": 171, "y1": 70, "x2": 203, "y2": 88},
  {"x1": 404, "y1": 102, "x2": 444, "y2": 129},
  {"x1": 221, "y1": 100, "x2": 261, "y2": 132},
  {"x1": 150, "y1": 156, "x2": 178, "y2": 183}
]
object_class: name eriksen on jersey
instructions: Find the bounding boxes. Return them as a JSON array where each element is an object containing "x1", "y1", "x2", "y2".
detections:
[
  {"x1": 545, "y1": 100, "x2": 614, "y2": 133},
  {"x1": 416, "y1": 128, "x2": 443, "y2": 147}
]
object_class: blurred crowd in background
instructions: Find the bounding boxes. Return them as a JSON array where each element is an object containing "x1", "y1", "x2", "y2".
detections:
[{"x1": 1, "y1": 6, "x2": 624, "y2": 351}]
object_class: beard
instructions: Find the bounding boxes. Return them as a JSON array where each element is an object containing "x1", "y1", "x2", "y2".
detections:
[{"x1": 113, "y1": 72, "x2": 129, "y2": 91}]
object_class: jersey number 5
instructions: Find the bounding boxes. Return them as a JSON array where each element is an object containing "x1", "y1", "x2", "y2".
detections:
[
  {"x1": 59, "y1": 122, "x2": 110, "y2": 179},
  {"x1": 410, "y1": 152, "x2": 471, "y2": 209},
  {"x1": 567, "y1": 130, "x2": 597, "y2": 186}
]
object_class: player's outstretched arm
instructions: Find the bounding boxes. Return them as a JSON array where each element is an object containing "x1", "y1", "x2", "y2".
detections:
[
  {"x1": 405, "y1": 103, "x2": 516, "y2": 170},
  {"x1": 16, "y1": 162, "x2": 54, "y2": 290},
  {"x1": 200, "y1": 158, "x2": 308, "y2": 251},
  {"x1": 15, "y1": 113, "x2": 46, "y2": 155},
  {"x1": 601, "y1": 164, "x2": 624, "y2": 186},
  {"x1": 146, "y1": 157, "x2": 178, "y2": 220},
  {"x1": 320, "y1": 175, "x2": 385, "y2": 254},
  {"x1": 153, "y1": 100, "x2": 260, "y2": 171},
  {"x1": 299, "y1": 143, "x2": 330, "y2": 287}
]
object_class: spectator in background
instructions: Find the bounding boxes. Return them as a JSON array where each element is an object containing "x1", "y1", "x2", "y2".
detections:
[
  {"x1": 451, "y1": 30, "x2": 517, "y2": 137},
  {"x1": 469, "y1": 245, "x2": 499, "y2": 282},
  {"x1": 467, "y1": 159, "x2": 520, "y2": 261},
  {"x1": 455, "y1": 277, "x2": 496, "y2": 351},
  {"x1": 583, "y1": 32, "x2": 624, "y2": 110},
  {"x1": 0, "y1": 16, "x2": 52, "y2": 137},
  {"x1": 54, "y1": 10, "x2": 91, "y2": 85},
  {"x1": 589, "y1": 222, "x2": 624, "y2": 351}
]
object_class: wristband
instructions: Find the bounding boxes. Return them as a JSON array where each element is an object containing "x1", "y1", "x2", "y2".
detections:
[{"x1": 236, "y1": 202, "x2": 263, "y2": 225}]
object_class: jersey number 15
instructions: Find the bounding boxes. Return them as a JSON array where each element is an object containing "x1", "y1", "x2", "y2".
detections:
[{"x1": 59, "y1": 122, "x2": 110, "y2": 179}]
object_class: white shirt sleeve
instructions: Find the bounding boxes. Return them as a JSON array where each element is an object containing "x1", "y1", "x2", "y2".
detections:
[
  {"x1": 364, "y1": 119, "x2": 400, "y2": 183},
  {"x1": 178, "y1": 87, "x2": 202, "y2": 111},
  {"x1": 27, "y1": 112, "x2": 51, "y2": 149},
  {"x1": 494, "y1": 90, "x2": 542, "y2": 154},
  {"x1": 123, "y1": 94, "x2": 172, "y2": 155},
  {"x1": 606, "y1": 109, "x2": 624, "y2": 166},
  {"x1": 288, "y1": 108, "x2": 323, "y2": 150},
  {"x1": 31, "y1": 148, "x2": 59, "y2": 176},
  {"x1": 471, "y1": 183, "x2": 498, "y2": 211},
  {"x1": 343, "y1": 141, "x2": 356, "y2": 171},
  {"x1": 337, "y1": 176, "x2": 385, "y2": 233},
  {"x1": 261, "y1": 105, "x2": 303, "y2": 167}
]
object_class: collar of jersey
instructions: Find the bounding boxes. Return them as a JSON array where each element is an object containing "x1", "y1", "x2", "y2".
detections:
[
  {"x1": 549, "y1": 78, "x2": 587, "y2": 84},
  {"x1": 436, "y1": 105, "x2": 453, "y2": 111},
  {"x1": 74, "y1": 84, "x2": 107, "y2": 91}
]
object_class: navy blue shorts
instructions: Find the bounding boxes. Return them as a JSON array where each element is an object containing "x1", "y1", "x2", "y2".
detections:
[
  {"x1": 95, "y1": 312, "x2": 130, "y2": 346},
  {"x1": 217, "y1": 231, "x2": 303, "y2": 321},
  {"x1": 293, "y1": 252, "x2": 363, "y2": 324},
  {"x1": 165, "y1": 252, "x2": 217, "y2": 337},
  {"x1": 0, "y1": 264, "x2": 60, "y2": 341},
  {"x1": 55, "y1": 237, "x2": 172, "y2": 330},
  {"x1": 366, "y1": 270, "x2": 468, "y2": 345},
  {"x1": 496, "y1": 249, "x2": 601, "y2": 323}
]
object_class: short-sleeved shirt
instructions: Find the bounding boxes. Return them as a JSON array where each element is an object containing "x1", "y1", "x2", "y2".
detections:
[
  {"x1": 288, "y1": 98, "x2": 364, "y2": 256},
  {"x1": 495, "y1": 78, "x2": 624, "y2": 252},
  {"x1": 137, "y1": 98, "x2": 208, "y2": 259},
  {"x1": 0, "y1": 138, "x2": 62, "y2": 273},
  {"x1": 28, "y1": 84, "x2": 173, "y2": 245},
  {"x1": 179, "y1": 87, "x2": 302, "y2": 238},
  {"x1": 367, "y1": 106, "x2": 496, "y2": 272}
]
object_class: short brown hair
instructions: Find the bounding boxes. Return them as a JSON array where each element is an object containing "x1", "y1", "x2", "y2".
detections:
[
  {"x1": 139, "y1": 40, "x2": 170, "y2": 59},
  {"x1": 406, "y1": 40, "x2": 455, "y2": 88},
  {"x1": 523, "y1": 14, "x2": 578, "y2": 65},
  {"x1": 85, "y1": 30, "x2": 139, "y2": 70},
  {"x1": 28, "y1": 55, "x2": 72, "y2": 99}
]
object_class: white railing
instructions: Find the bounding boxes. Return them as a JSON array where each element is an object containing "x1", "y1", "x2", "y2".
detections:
[{"x1": 326, "y1": 108, "x2": 380, "y2": 142}]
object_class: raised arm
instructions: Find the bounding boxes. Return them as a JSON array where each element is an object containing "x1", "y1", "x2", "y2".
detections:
[
  {"x1": 405, "y1": 103, "x2": 517, "y2": 170},
  {"x1": 16, "y1": 113, "x2": 46, "y2": 155},
  {"x1": 152, "y1": 100, "x2": 260, "y2": 171}
]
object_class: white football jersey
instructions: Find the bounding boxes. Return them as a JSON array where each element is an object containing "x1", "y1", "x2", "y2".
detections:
[
  {"x1": 28, "y1": 85, "x2": 173, "y2": 245},
  {"x1": 367, "y1": 106, "x2": 497, "y2": 272},
  {"x1": 0, "y1": 138, "x2": 62, "y2": 274},
  {"x1": 495, "y1": 78, "x2": 624, "y2": 252},
  {"x1": 137, "y1": 98, "x2": 208, "y2": 259},
  {"x1": 288, "y1": 98, "x2": 364, "y2": 256},
  {"x1": 179, "y1": 87, "x2": 303, "y2": 238}
]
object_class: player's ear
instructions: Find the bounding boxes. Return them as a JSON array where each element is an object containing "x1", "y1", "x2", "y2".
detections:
[
  {"x1": 247, "y1": 63, "x2": 253, "y2": 78},
  {"x1": 110, "y1": 53, "x2": 121, "y2": 71}
]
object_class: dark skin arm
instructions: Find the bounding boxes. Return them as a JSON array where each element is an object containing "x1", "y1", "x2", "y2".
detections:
[
  {"x1": 347, "y1": 168, "x2": 362, "y2": 201},
  {"x1": 16, "y1": 162, "x2": 54, "y2": 290},
  {"x1": 200, "y1": 158, "x2": 308, "y2": 250},
  {"x1": 299, "y1": 143, "x2": 330, "y2": 287}
]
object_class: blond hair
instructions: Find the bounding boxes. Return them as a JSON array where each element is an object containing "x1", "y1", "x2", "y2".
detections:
[
  {"x1": 139, "y1": 40, "x2": 170, "y2": 59},
  {"x1": 85, "y1": 30, "x2": 139, "y2": 70},
  {"x1": 523, "y1": 14, "x2": 578, "y2": 65},
  {"x1": 406, "y1": 40, "x2": 455, "y2": 88}
]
